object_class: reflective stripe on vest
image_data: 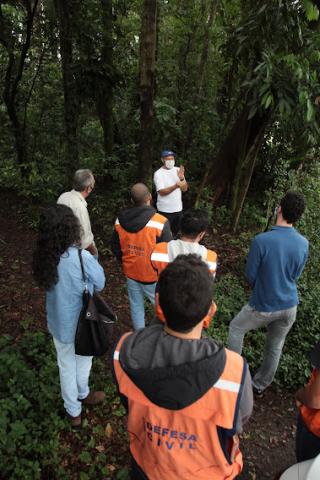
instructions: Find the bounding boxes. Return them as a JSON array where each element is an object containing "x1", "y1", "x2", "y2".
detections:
[
  {"x1": 214, "y1": 379, "x2": 240, "y2": 393},
  {"x1": 114, "y1": 334, "x2": 244, "y2": 479},
  {"x1": 115, "y1": 213, "x2": 167, "y2": 282},
  {"x1": 146, "y1": 219, "x2": 165, "y2": 230},
  {"x1": 151, "y1": 242, "x2": 170, "y2": 277},
  {"x1": 150, "y1": 251, "x2": 170, "y2": 263},
  {"x1": 151, "y1": 242, "x2": 217, "y2": 279}
]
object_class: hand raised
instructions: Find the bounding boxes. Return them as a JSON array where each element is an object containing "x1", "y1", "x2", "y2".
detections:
[
  {"x1": 176, "y1": 179, "x2": 187, "y2": 189},
  {"x1": 178, "y1": 165, "x2": 185, "y2": 180}
]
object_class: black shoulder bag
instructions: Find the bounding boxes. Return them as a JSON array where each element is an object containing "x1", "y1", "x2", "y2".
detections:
[{"x1": 75, "y1": 249, "x2": 116, "y2": 356}]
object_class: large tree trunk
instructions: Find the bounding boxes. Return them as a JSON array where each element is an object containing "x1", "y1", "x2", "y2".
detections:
[
  {"x1": 3, "y1": 54, "x2": 28, "y2": 175},
  {"x1": 182, "y1": 0, "x2": 218, "y2": 154},
  {"x1": 0, "y1": 1, "x2": 39, "y2": 178},
  {"x1": 54, "y1": 0, "x2": 79, "y2": 179},
  {"x1": 196, "y1": 106, "x2": 269, "y2": 226},
  {"x1": 96, "y1": 0, "x2": 114, "y2": 162},
  {"x1": 230, "y1": 119, "x2": 268, "y2": 230},
  {"x1": 138, "y1": 0, "x2": 157, "y2": 183},
  {"x1": 197, "y1": 0, "x2": 218, "y2": 96}
]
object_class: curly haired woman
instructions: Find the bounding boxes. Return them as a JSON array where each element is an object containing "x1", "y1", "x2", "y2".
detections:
[{"x1": 33, "y1": 204, "x2": 106, "y2": 427}]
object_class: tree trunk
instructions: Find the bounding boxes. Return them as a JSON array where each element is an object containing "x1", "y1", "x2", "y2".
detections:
[
  {"x1": 96, "y1": 0, "x2": 114, "y2": 162},
  {"x1": 0, "y1": 1, "x2": 39, "y2": 178},
  {"x1": 54, "y1": 0, "x2": 79, "y2": 179},
  {"x1": 230, "y1": 120, "x2": 268, "y2": 231},
  {"x1": 138, "y1": 0, "x2": 157, "y2": 183},
  {"x1": 182, "y1": 0, "x2": 218, "y2": 153},
  {"x1": 2, "y1": 54, "x2": 28, "y2": 175},
  {"x1": 197, "y1": 0, "x2": 217, "y2": 96},
  {"x1": 174, "y1": 20, "x2": 193, "y2": 154},
  {"x1": 195, "y1": 106, "x2": 270, "y2": 222}
]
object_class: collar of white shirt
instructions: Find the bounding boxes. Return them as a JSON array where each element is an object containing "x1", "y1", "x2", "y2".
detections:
[{"x1": 71, "y1": 189, "x2": 87, "y2": 206}]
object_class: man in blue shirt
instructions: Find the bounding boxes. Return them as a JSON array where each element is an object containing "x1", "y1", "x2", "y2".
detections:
[{"x1": 228, "y1": 192, "x2": 309, "y2": 395}]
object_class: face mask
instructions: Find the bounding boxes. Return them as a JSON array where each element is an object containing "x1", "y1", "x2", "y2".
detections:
[{"x1": 165, "y1": 160, "x2": 175, "y2": 169}]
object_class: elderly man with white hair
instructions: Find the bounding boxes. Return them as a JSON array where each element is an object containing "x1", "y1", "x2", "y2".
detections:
[{"x1": 57, "y1": 169, "x2": 97, "y2": 256}]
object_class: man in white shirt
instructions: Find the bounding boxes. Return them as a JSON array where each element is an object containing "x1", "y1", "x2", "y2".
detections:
[
  {"x1": 153, "y1": 150, "x2": 188, "y2": 237},
  {"x1": 57, "y1": 169, "x2": 97, "y2": 256}
]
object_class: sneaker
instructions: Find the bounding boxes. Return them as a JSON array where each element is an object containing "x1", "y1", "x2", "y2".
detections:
[
  {"x1": 253, "y1": 386, "x2": 264, "y2": 398},
  {"x1": 67, "y1": 413, "x2": 82, "y2": 428},
  {"x1": 80, "y1": 391, "x2": 106, "y2": 405}
]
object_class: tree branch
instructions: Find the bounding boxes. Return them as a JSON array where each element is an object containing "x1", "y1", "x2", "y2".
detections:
[
  {"x1": 23, "y1": 43, "x2": 46, "y2": 131},
  {"x1": 11, "y1": 0, "x2": 39, "y2": 101}
]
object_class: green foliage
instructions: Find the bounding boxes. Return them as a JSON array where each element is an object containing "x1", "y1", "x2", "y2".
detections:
[
  {"x1": 212, "y1": 206, "x2": 231, "y2": 229},
  {"x1": 1, "y1": 0, "x2": 320, "y2": 219},
  {"x1": 207, "y1": 273, "x2": 245, "y2": 345},
  {"x1": 238, "y1": 202, "x2": 266, "y2": 231},
  {"x1": 0, "y1": 332, "x2": 66, "y2": 479},
  {"x1": 236, "y1": 1, "x2": 320, "y2": 147},
  {"x1": 0, "y1": 330, "x2": 128, "y2": 479},
  {"x1": 303, "y1": 0, "x2": 320, "y2": 21}
]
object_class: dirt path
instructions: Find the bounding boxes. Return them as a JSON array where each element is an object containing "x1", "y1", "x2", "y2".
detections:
[{"x1": 0, "y1": 192, "x2": 297, "y2": 479}]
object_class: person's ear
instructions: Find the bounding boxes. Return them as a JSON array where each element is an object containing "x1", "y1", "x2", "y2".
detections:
[{"x1": 199, "y1": 231, "x2": 206, "y2": 241}]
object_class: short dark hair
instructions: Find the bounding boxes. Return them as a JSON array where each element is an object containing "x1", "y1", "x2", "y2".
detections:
[
  {"x1": 280, "y1": 191, "x2": 306, "y2": 223},
  {"x1": 180, "y1": 210, "x2": 209, "y2": 239},
  {"x1": 158, "y1": 254, "x2": 213, "y2": 333}
]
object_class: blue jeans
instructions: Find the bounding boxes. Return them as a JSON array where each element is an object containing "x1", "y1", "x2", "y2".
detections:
[
  {"x1": 126, "y1": 278, "x2": 156, "y2": 330},
  {"x1": 53, "y1": 337, "x2": 93, "y2": 417}
]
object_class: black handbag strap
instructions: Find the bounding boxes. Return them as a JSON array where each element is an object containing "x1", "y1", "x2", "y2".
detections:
[{"x1": 78, "y1": 249, "x2": 88, "y2": 291}]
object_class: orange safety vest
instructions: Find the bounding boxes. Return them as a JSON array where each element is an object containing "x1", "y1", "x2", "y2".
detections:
[
  {"x1": 300, "y1": 369, "x2": 320, "y2": 437},
  {"x1": 114, "y1": 333, "x2": 245, "y2": 480},
  {"x1": 151, "y1": 241, "x2": 218, "y2": 278},
  {"x1": 151, "y1": 242, "x2": 217, "y2": 328},
  {"x1": 115, "y1": 213, "x2": 167, "y2": 283}
]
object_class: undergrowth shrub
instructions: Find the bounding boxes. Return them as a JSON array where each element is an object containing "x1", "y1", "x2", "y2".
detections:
[
  {"x1": 0, "y1": 332, "x2": 66, "y2": 479},
  {"x1": 0, "y1": 331, "x2": 129, "y2": 479}
]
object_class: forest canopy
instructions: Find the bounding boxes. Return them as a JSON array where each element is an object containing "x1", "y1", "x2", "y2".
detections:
[{"x1": 0, "y1": 0, "x2": 319, "y2": 230}]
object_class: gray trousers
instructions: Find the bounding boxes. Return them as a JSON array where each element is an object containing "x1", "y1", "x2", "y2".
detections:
[{"x1": 228, "y1": 304, "x2": 297, "y2": 391}]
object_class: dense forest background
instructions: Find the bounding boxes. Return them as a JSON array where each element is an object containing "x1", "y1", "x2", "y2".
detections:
[
  {"x1": 1, "y1": 1, "x2": 320, "y2": 478},
  {"x1": 1, "y1": 0, "x2": 319, "y2": 227}
]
